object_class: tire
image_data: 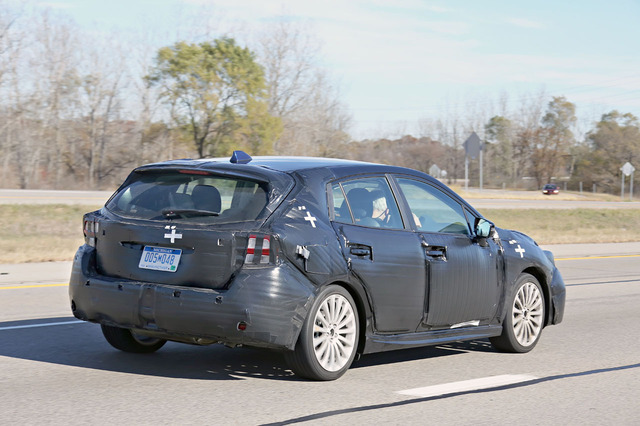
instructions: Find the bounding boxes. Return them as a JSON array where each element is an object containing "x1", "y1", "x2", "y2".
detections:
[
  {"x1": 285, "y1": 285, "x2": 359, "y2": 381},
  {"x1": 490, "y1": 273, "x2": 545, "y2": 353},
  {"x1": 101, "y1": 324, "x2": 166, "y2": 353}
]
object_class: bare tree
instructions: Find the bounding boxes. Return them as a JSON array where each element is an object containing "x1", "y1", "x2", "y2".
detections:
[
  {"x1": 431, "y1": 112, "x2": 465, "y2": 185},
  {"x1": 31, "y1": 11, "x2": 81, "y2": 188},
  {"x1": 0, "y1": 1, "x2": 22, "y2": 186},
  {"x1": 257, "y1": 19, "x2": 320, "y2": 119},
  {"x1": 0, "y1": 0, "x2": 21, "y2": 85},
  {"x1": 512, "y1": 91, "x2": 546, "y2": 187},
  {"x1": 255, "y1": 20, "x2": 352, "y2": 156},
  {"x1": 484, "y1": 115, "x2": 515, "y2": 186},
  {"x1": 0, "y1": 3, "x2": 42, "y2": 189},
  {"x1": 533, "y1": 96, "x2": 576, "y2": 186},
  {"x1": 75, "y1": 41, "x2": 128, "y2": 187}
]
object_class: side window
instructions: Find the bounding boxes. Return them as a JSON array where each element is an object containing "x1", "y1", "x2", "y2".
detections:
[
  {"x1": 396, "y1": 178, "x2": 470, "y2": 235},
  {"x1": 331, "y1": 184, "x2": 350, "y2": 222},
  {"x1": 331, "y1": 177, "x2": 403, "y2": 229}
]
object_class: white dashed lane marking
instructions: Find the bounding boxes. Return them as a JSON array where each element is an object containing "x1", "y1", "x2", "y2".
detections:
[
  {"x1": 0, "y1": 320, "x2": 84, "y2": 331},
  {"x1": 396, "y1": 374, "x2": 539, "y2": 398}
]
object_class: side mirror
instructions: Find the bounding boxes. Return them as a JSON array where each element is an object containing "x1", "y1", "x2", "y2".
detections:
[{"x1": 474, "y1": 218, "x2": 494, "y2": 239}]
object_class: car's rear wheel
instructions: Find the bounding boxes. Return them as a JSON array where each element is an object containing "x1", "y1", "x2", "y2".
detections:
[
  {"x1": 285, "y1": 285, "x2": 359, "y2": 381},
  {"x1": 101, "y1": 324, "x2": 166, "y2": 353},
  {"x1": 490, "y1": 273, "x2": 545, "y2": 353}
]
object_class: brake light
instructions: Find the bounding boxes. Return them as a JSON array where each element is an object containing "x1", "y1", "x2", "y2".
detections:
[
  {"x1": 245, "y1": 234, "x2": 275, "y2": 265},
  {"x1": 178, "y1": 169, "x2": 211, "y2": 175}
]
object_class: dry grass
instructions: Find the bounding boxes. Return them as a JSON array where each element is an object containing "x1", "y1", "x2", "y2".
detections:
[
  {"x1": 1, "y1": 204, "x2": 639, "y2": 263},
  {"x1": 0, "y1": 204, "x2": 101, "y2": 263},
  {"x1": 481, "y1": 208, "x2": 640, "y2": 244}
]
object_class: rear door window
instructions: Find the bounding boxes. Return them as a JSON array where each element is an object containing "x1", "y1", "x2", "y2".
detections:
[
  {"x1": 331, "y1": 177, "x2": 404, "y2": 229},
  {"x1": 106, "y1": 171, "x2": 269, "y2": 223}
]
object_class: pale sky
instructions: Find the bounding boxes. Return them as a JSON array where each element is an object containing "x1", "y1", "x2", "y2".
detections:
[{"x1": 35, "y1": 0, "x2": 640, "y2": 139}]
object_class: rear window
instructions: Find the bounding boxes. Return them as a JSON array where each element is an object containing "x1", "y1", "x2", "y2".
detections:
[{"x1": 106, "y1": 171, "x2": 269, "y2": 223}]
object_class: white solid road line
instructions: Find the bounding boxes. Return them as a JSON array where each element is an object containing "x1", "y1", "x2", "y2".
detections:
[
  {"x1": 0, "y1": 320, "x2": 84, "y2": 331},
  {"x1": 396, "y1": 374, "x2": 539, "y2": 398}
]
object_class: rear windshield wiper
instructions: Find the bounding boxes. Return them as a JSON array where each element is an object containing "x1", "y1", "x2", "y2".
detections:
[{"x1": 161, "y1": 209, "x2": 220, "y2": 219}]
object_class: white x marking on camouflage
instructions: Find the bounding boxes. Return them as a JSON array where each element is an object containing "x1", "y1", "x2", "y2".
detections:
[{"x1": 304, "y1": 211, "x2": 317, "y2": 228}]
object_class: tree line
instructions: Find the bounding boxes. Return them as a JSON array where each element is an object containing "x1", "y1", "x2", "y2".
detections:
[
  {"x1": 1, "y1": 3, "x2": 638, "y2": 195},
  {"x1": 346, "y1": 93, "x2": 639, "y2": 195},
  {"x1": 0, "y1": 4, "x2": 350, "y2": 189}
]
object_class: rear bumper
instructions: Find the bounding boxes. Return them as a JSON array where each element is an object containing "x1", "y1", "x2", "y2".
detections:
[{"x1": 69, "y1": 245, "x2": 314, "y2": 350}]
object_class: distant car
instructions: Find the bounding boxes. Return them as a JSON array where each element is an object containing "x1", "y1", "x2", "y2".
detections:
[
  {"x1": 70, "y1": 151, "x2": 566, "y2": 380},
  {"x1": 542, "y1": 184, "x2": 560, "y2": 195}
]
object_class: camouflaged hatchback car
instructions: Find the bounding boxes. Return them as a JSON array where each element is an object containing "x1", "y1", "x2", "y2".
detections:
[{"x1": 70, "y1": 151, "x2": 565, "y2": 380}]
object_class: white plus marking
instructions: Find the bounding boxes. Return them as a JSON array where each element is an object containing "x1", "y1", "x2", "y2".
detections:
[
  {"x1": 515, "y1": 245, "x2": 525, "y2": 258},
  {"x1": 304, "y1": 211, "x2": 317, "y2": 228},
  {"x1": 164, "y1": 225, "x2": 183, "y2": 243}
]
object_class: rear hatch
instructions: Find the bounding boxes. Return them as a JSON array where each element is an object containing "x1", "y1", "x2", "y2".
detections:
[{"x1": 92, "y1": 164, "x2": 293, "y2": 289}]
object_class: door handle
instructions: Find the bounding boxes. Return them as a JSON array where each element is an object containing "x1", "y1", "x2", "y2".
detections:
[
  {"x1": 350, "y1": 247, "x2": 371, "y2": 257},
  {"x1": 424, "y1": 245, "x2": 447, "y2": 260}
]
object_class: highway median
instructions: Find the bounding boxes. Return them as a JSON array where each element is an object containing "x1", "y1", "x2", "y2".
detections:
[{"x1": 1, "y1": 203, "x2": 639, "y2": 263}]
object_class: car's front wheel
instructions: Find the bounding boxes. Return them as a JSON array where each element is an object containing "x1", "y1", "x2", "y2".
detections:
[
  {"x1": 491, "y1": 273, "x2": 545, "y2": 353},
  {"x1": 101, "y1": 325, "x2": 167, "y2": 353},
  {"x1": 285, "y1": 285, "x2": 359, "y2": 380}
]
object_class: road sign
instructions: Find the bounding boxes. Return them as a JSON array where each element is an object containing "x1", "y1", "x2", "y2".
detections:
[
  {"x1": 621, "y1": 162, "x2": 635, "y2": 177},
  {"x1": 463, "y1": 132, "x2": 482, "y2": 160}
]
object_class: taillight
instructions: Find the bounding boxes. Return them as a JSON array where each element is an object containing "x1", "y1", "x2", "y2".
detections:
[
  {"x1": 261, "y1": 235, "x2": 271, "y2": 264},
  {"x1": 83, "y1": 215, "x2": 100, "y2": 247},
  {"x1": 245, "y1": 234, "x2": 276, "y2": 265}
]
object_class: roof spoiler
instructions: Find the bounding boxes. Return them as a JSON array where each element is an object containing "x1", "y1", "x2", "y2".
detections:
[{"x1": 230, "y1": 150, "x2": 252, "y2": 164}]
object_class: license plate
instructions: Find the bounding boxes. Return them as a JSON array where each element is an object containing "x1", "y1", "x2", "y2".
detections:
[{"x1": 138, "y1": 246, "x2": 182, "y2": 272}]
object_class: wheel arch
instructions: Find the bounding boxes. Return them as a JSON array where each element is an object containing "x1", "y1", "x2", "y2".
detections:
[{"x1": 521, "y1": 266, "x2": 552, "y2": 327}]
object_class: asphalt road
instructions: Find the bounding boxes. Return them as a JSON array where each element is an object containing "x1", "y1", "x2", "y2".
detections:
[
  {"x1": 471, "y1": 198, "x2": 640, "y2": 210},
  {"x1": 1, "y1": 244, "x2": 639, "y2": 425}
]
